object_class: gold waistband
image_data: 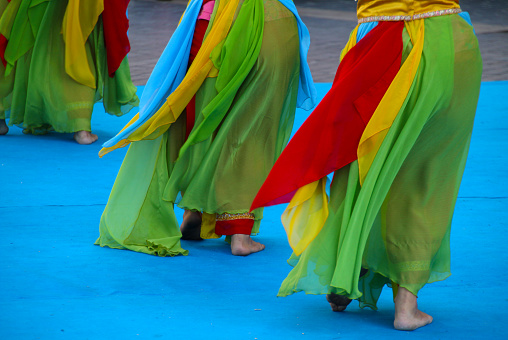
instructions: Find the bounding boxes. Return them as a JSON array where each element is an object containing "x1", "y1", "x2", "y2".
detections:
[{"x1": 357, "y1": 0, "x2": 461, "y2": 23}]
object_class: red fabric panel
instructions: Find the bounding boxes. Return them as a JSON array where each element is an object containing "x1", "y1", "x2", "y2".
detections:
[
  {"x1": 0, "y1": 34, "x2": 7, "y2": 67},
  {"x1": 215, "y1": 219, "x2": 254, "y2": 236},
  {"x1": 185, "y1": 2, "x2": 213, "y2": 139},
  {"x1": 102, "y1": 0, "x2": 131, "y2": 77},
  {"x1": 250, "y1": 21, "x2": 404, "y2": 211}
]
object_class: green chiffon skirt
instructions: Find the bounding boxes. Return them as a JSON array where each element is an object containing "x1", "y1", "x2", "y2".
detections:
[
  {"x1": 96, "y1": 0, "x2": 301, "y2": 256},
  {"x1": 0, "y1": 0, "x2": 138, "y2": 133},
  {"x1": 278, "y1": 14, "x2": 482, "y2": 309}
]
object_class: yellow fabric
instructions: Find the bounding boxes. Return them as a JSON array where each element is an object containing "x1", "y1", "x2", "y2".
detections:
[
  {"x1": 200, "y1": 212, "x2": 221, "y2": 239},
  {"x1": 99, "y1": 0, "x2": 239, "y2": 157},
  {"x1": 357, "y1": 20, "x2": 424, "y2": 185},
  {"x1": 280, "y1": 19, "x2": 425, "y2": 254},
  {"x1": 62, "y1": 0, "x2": 104, "y2": 89},
  {"x1": 357, "y1": 0, "x2": 460, "y2": 20},
  {"x1": 339, "y1": 25, "x2": 358, "y2": 62},
  {"x1": 281, "y1": 178, "x2": 329, "y2": 256}
]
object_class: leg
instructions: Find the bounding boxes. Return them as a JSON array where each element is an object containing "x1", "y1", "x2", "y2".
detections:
[
  {"x1": 74, "y1": 131, "x2": 98, "y2": 144},
  {"x1": 394, "y1": 287, "x2": 433, "y2": 331},
  {"x1": 0, "y1": 119, "x2": 7, "y2": 135},
  {"x1": 325, "y1": 268, "x2": 366, "y2": 311},
  {"x1": 230, "y1": 234, "x2": 265, "y2": 256},
  {"x1": 326, "y1": 293, "x2": 352, "y2": 312},
  {"x1": 175, "y1": 4, "x2": 299, "y2": 254},
  {"x1": 214, "y1": 214, "x2": 265, "y2": 256},
  {"x1": 180, "y1": 210, "x2": 203, "y2": 240}
]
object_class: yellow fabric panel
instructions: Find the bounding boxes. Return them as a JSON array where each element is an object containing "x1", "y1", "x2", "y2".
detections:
[
  {"x1": 340, "y1": 24, "x2": 358, "y2": 62},
  {"x1": 281, "y1": 178, "x2": 329, "y2": 256},
  {"x1": 99, "y1": 0, "x2": 239, "y2": 157},
  {"x1": 62, "y1": 0, "x2": 104, "y2": 89},
  {"x1": 357, "y1": 0, "x2": 460, "y2": 19},
  {"x1": 200, "y1": 212, "x2": 221, "y2": 239},
  {"x1": 357, "y1": 19, "x2": 424, "y2": 185}
]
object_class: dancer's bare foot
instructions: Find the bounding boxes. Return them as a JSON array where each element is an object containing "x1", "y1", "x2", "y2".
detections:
[
  {"x1": 394, "y1": 287, "x2": 433, "y2": 331},
  {"x1": 326, "y1": 293, "x2": 352, "y2": 312},
  {"x1": 231, "y1": 234, "x2": 265, "y2": 256},
  {"x1": 180, "y1": 210, "x2": 203, "y2": 240},
  {"x1": 0, "y1": 119, "x2": 8, "y2": 135},
  {"x1": 74, "y1": 131, "x2": 98, "y2": 144}
]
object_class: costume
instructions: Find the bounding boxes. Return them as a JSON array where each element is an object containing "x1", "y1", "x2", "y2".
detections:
[
  {"x1": 251, "y1": 0, "x2": 482, "y2": 308},
  {"x1": 0, "y1": 0, "x2": 138, "y2": 134},
  {"x1": 95, "y1": 0, "x2": 316, "y2": 256}
]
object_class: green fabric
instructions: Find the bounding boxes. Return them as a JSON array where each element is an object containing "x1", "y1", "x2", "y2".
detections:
[
  {"x1": 1, "y1": 0, "x2": 47, "y2": 76},
  {"x1": 1, "y1": 0, "x2": 138, "y2": 134},
  {"x1": 0, "y1": 0, "x2": 20, "y2": 40},
  {"x1": 97, "y1": 0, "x2": 300, "y2": 255},
  {"x1": 278, "y1": 15, "x2": 482, "y2": 309},
  {"x1": 179, "y1": 0, "x2": 264, "y2": 157},
  {"x1": 97, "y1": 131, "x2": 189, "y2": 257},
  {"x1": 0, "y1": 0, "x2": 14, "y2": 119}
]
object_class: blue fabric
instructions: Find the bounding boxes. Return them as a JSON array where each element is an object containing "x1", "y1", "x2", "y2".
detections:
[
  {"x1": 459, "y1": 11, "x2": 475, "y2": 33},
  {"x1": 279, "y1": 0, "x2": 317, "y2": 111},
  {"x1": 102, "y1": 0, "x2": 203, "y2": 148},
  {"x1": 102, "y1": 0, "x2": 316, "y2": 148},
  {"x1": 356, "y1": 21, "x2": 378, "y2": 42}
]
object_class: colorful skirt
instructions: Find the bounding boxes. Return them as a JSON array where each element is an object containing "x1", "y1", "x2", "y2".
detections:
[
  {"x1": 0, "y1": 0, "x2": 138, "y2": 133},
  {"x1": 252, "y1": 9, "x2": 482, "y2": 308},
  {"x1": 96, "y1": 0, "x2": 312, "y2": 256}
]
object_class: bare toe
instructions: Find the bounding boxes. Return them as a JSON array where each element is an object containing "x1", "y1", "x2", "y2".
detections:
[
  {"x1": 326, "y1": 293, "x2": 352, "y2": 312},
  {"x1": 394, "y1": 287, "x2": 433, "y2": 331},
  {"x1": 74, "y1": 131, "x2": 98, "y2": 144},
  {"x1": 394, "y1": 310, "x2": 433, "y2": 331},
  {"x1": 231, "y1": 234, "x2": 265, "y2": 256},
  {"x1": 0, "y1": 119, "x2": 8, "y2": 135}
]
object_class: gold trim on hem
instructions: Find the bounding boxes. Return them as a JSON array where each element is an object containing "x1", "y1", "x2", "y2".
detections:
[
  {"x1": 216, "y1": 212, "x2": 255, "y2": 222},
  {"x1": 358, "y1": 8, "x2": 462, "y2": 24}
]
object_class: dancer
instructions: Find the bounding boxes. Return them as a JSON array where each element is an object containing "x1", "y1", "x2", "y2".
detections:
[
  {"x1": 0, "y1": 0, "x2": 138, "y2": 144},
  {"x1": 251, "y1": 0, "x2": 482, "y2": 330},
  {"x1": 95, "y1": 0, "x2": 316, "y2": 256}
]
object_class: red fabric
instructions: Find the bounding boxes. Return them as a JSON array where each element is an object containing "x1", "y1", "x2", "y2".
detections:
[
  {"x1": 185, "y1": 2, "x2": 213, "y2": 139},
  {"x1": 102, "y1": 0, "x2": 131, "y2": 77},
  {"x1": 0, "y1": 34, "x2": 7, "y2": 67},
  {"x1": 1, "y1": 1, "x2": 12, "y2": 66},
  {"x1": 215, "y1": 219, "x2": 254, "y2": 236},
  {"x1": 250, "y1": 21, "x2": 404, "y2": 211}
]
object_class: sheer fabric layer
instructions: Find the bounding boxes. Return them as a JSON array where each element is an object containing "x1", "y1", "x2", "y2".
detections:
[
  {"x1": 96, "y1": 0, "x2": 301, "y2": 255},
  {"x1": 0, "y1": 0, "x2": 138, "y2": 133},
  {"x1": 278, "y1": 14, "x2": 482, "y2": 309}
]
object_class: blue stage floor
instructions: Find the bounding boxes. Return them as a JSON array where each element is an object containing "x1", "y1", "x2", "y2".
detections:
[{"x1": 1, "y1": 82, "x2": 507, "y2": 339}]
